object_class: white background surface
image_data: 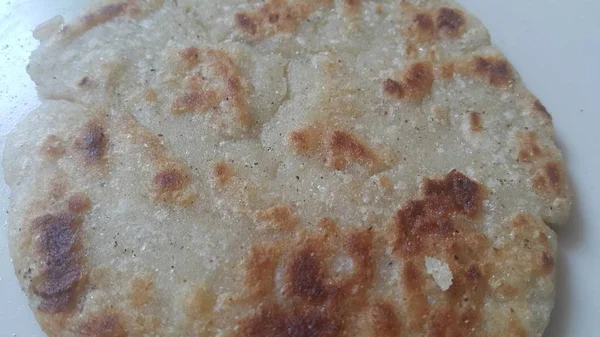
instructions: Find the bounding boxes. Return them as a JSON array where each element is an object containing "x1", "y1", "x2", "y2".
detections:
[{"x1": 0, "y1": 1, "x2": 599, "y2": 336}]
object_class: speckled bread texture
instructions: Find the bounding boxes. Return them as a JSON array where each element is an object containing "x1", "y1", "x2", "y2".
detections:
[{"x1": 4, "y1": 0, "x2": 570, "y2": 336}]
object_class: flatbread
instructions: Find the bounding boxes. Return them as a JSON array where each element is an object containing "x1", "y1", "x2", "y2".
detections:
[{"x1": 4, "y1": 0, "x2": 570, "y2": 336}]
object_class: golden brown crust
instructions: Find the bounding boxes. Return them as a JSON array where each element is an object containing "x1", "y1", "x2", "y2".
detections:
[
  {"x1": 384, "y1": 62, "x2": 434, "y2": 102},
  {"x1": 257, "y1": 205, "x2": 299, "y2": 230},
  {"x1": 40, "y1": 135, "x2": 66, "y2": 160},
  {"x1": 79, "y1": 310, "x2": 128, "y2": 337},
  {"x1": 472, "y1": 56, "x2": 514, "y2": 88},
  {"x1": 73, "y1": 120, "x2": 108, "y2": 167},
  {"x1": 289, "y1": 125, "x2": 387, "y2": 173},
  {"x1": 213, "y1": 161, "x2": 234, "y2": 187},
  {"x1": 170, "y1": 48, "x2": 254, "y2": 136},
  {"x1": 532, "y1": 161, "x2": 567, "y2": 197},
  {"x1": 533, "y1": 100, "x2": 553, "y2": 121},
  {"x1": 30, "y1": 212, "x2": 87, "y2": 315},
  {"x1": 368, "y1": 301, "x2": 402, "y2": 337},
  {"x1": 129, "y1": 277, "x2": 156, "y2": 309},
  {"x1": 235, "y1": 0, "x2": 333, "y2": 39},
  {"x1": 469, "y1": 112, "x2": 484, "y2": 132},
  {"x1": 436, "y1": 7, "x2": 466, "y2": 38},
  {"x1": 517, "y1": 131, "x2": 545, "y2": 163}
]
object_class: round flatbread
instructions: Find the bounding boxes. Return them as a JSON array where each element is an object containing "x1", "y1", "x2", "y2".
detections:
[{"x1": 4, "y1": 0, "x2": 570, "y2": 336}]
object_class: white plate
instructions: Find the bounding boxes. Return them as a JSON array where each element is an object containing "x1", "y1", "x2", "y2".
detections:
[{"x1": 0, "y1": 1, "x2": 599, "y2": 336}]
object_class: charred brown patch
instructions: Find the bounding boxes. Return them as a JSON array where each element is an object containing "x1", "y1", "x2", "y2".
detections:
[
  {"x1": 369, "y1": 301, "x2": 401, "y2": 337},
  {"x1": 178, "y1": 46, "x2": 201, "y2": 69},
  {"x1": 67, "y1": 194, "x2": 91, "y2": 213},
  {"x1": 213, "y1": 161, "x2": 234, "y2": 187},
  {"x1": 183, "y1": 286, "x2": 216, "y2": 319},
  {"x1": 384, "y1": 62, "x2": 434, "y2": 102},
  {"x1": 436, "y1": 7, "x2": 466, "y2": 37},
  {"x1": 74, "y1": 120, "x2": 107, "y2": 166},
  {"x1": 245, "y1": 246, "x2": 280, "y2": 298},
  {"x1": 383, "y1": 78, "x2": 404, "y2": 97},
  {"x1": 235, "y1": 13, "x2": 258, "y2": 36},
  {"x1": 327, "y1": 130, "x2": 376, "y2": 170},
  {"x1": 286, "y1": 244, "x2": 330, "y2": 303},
  {"x1": 170, "y1": 49, "x2": 253, "y2": 135},
  {"x1": 40, "y1": 135, "x2": 65, "y2": 159},
  {"x1": 533, "y1": 100, "x2": 553, "y2": 121},
  {"x1": 532, "y1": 161, "x2": 566, "y2": 196},
  {"x1": 81, "y1": 3, "x2": 127, "y2": 30},
  {"x1": 144, "y1": 89, "x2": 158, "y2": 102},
  {"x1": 469, "y1": 112, "x2": 484, "y2": 132},
  {"x1": 438, "y1": 62, "x2": 455, "y2": 80},
  {"x1": 342, "y1": 0, "x2": 362, "y2": 18},
  {"x1": 171, "y1": 90, "x2": 219, "y2": 115},
  {"x1": 412, "y1": 13, "x2": 435, "y2": 41},
  {"x1": 289, "y1": 128, "x2": 320, "y2": 155},
  {"x1": 154, "y1": 168, "x2": 188, "y2": 193},
  {"x1": 473, "y1": 56, "x2": 513, "y2": 88},
  {"x1": 257, "y1": 205, "x2": 299, "y2": 230},
  {"x1": 78, "y1": 76, "x2": 91, "y2": 88},
  {"x1": 129, "y1": 277, "x2": 155, "y2": 309},
  {"x1": 238, "y1": 305, "x2": 341, "y2": 337},
  {"x1": 540, "y1": 252, "x2": 555, "y2": 275},
  {"x1": 80, "y1": 311, "x2": 127, "y2": 337},
  {"x1": 235, "y1": 0, "x2": 333, "y2": 39},
  {"x1": 30, "y1": 213, "x2": 86, "y2": 314},
  {"x1": 517, "y1": 131, "x2": 545, "y2": 163}
]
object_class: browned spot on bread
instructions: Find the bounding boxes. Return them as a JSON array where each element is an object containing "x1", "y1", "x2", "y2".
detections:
[
  {"x1": 171, "y1": 91, "x2": 220, "y2": 115},
  {"x1": 74, "y1": 120, "x2": 107, "y2": 166},
  {"x1": 517, "y1": 131, "x2": 545, "y2": 163},
  {"x1": 30, "y1": 213, "x2": 86, "y2": 314},
  {"x1": 286, "y1": 242, "x2": 330, "y2": 303},
  {"x1": 238, "y1": 305, "x2": 341, "y2": 337},
  {"x1": 412, "y1": 13, "x2": 435, "y2": 42},
  {"x1": 144, "y1": 89, "x2": 157, "y2": 102},
  {"x1": 235, "y1": 0, "x2": 333, "y2": 39},
  {"x1": 153, "y1": 167, "x2": 194, "y2": 205},
  {"x1": 171, "y1": 48, "x2": 253, "y2": 136},
  {"x1": 213, "y1": 161, "x2": 234, "y2": 187},
  {"x1": 540, "y1": 252, "x2": 555, "y2": 275},
  {"x1": 436, "y1": 7, "x2": 465, "y2": 38},
  {"x1": 257, "y1": 205, "x2": 299, "y2": 230},
  {"x1": 179, "y1": 46, "x2": 201, "y2": 69},
  {"x1": 129, "y1": 277, "x2": 155, "y2": 309},
  {"x1": 78, "y1": 76, "x2": 90, "y2": 88},
  {"x1": 67, "y1": 194, "x2": 91, "y2": 213},
  {"x1": 469, "y1": 112, "x2": 484, "y2": 132},
  {"x1": 289, "y1": 126, "x2": 386, "y2": 172},
  {"x1": 383, "y1": 78, "x2": 404, "y2": 97},
  {"x1": 384, "y1": 62, "x2": 434, "y2": 101},
  {"x1": 40, "y1": 135, "x2": 65, "y2": 159},
  {"x1": 369, "y1": 301, "x2": 401, "y2": 337},
  {"x1": 327, "y1": 130, "x2": 376, "y2": 170},
  {"x1": 473, "y1": 56, "x2": 513, "y2": 88},
  {"x1": 80, "y1": 311, "x2": 127, "y2": 337},
  {"x1": 532, "y1": 161, "x2": 566, "y2": 196},
  {"x1": 390, "y1": 171, "x2": 491, "y2": 333},
  {"x1": 235, "y1": 13, "x2": 258, "y2": 36},
  {"x1": 81, "y1": 3, "x2": 127, "y2": 31},
  {"x1": 245, "y1": 246, "x2": 280, "y2": 298},
  {"x1": 183, "y1": 286, "x2": 216, "y2": 319},
  {"x1": 154, "y1": 168, "x2": 188, "y2": 193},
  {"x1": 342, "y1": 0, "x2": 362, "y2": 18},
  {"x1": 438, "y1": 62, "x2": 455, "y2": 80},
  {"x1": 533, "y1": 100, "x2": 553, "y2": 121},
  {"x1": 123, "y1": 114, "x2": 197, "y2": 206},
  {"x1": 289, "y1": 127, "x2": 320, "y2": 155}
]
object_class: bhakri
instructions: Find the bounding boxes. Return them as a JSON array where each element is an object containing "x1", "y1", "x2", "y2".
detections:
[{"x1": 3, "y1": 0, "x2": 571, "y2": 336}]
